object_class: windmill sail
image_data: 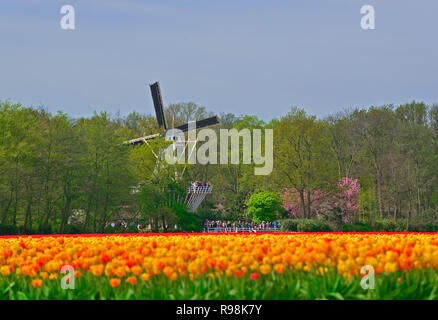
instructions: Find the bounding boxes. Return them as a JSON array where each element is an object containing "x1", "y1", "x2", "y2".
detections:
[
  {"x1": 170, "y1": 116, "x2": 219, "y2": 133},
  {"x1": 150, "y1": 82, "x2": 167, "y2": 130},
  {"x1": 126, "y1": 82, "x2": 219, "y2": 144}
]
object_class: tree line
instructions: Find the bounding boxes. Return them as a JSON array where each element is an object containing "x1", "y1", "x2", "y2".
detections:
[{"x1": 0, "y1": 100, "x2": 437, "y2": 234}]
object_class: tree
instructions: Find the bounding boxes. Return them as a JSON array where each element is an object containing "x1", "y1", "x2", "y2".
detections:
[
  {"x1": 325, "y1": 111, "x2": 363, "y2": 179},
  {"x1": 273, "y1": 108, "x2": 337, "y2": 218},
  {"x1": 78, "y1": 112, "x2": 134, "y2": 233},
  {"x1": 138, "y1": 183, "x2": 165, "y2": 232},
  {"x1": 247, "y1": 191, "x2": 283, "y2": 222},
  {"x1": 138, "y1": 183, "x2": 199, "y2": 232},
  {"x1": 281, "y1": 177, "x2": 361, "y2": 224},
  {"x1": 171, "y1": 201, "x2": 201, "y2": 231},
  {"x1": 353, "y1": 106, "x2": 397, "y2": 219},
  {"x1": 165, "y1": 102, "x2": 214, "y2": 126}
]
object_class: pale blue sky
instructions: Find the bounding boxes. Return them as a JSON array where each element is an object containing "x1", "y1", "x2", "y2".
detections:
[{"x1": 0, "y1": 0, "x2": 437, "y2": 120}]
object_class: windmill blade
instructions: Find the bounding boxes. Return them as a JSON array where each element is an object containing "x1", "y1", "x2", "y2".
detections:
[
  {"x1": 169, "y1": 116, "x2": 219, "y2": 134},
  {"x1": 125, "y1": 133, "x2": 160, "y2": 145},
  {"x1": 149, "y1": 82, "x2": 167, "y2": 130}
]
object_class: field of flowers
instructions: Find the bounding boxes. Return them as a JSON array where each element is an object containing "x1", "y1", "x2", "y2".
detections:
[{"x1": 1, "y1": 232, "x2": 438, "y2": 300}]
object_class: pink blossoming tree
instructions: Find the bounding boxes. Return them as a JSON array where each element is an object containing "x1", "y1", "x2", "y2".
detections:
[{"x1": 280, "y1": 177, "x2": 360, "y2": 223}]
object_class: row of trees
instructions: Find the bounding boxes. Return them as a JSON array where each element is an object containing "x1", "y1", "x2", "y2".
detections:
[
  {"x1": 0, "y1": 102, "x2": 134, "y2": 233},
  {"x1": 0, "y1": 101, "x2": 219, "y2": 234},
  {"x1": 259, "y1": 103, "x2": 438, "y2": 228},
  {"x1": 1, "y1": 99, "x2": 438, "y2": 233},
  {"x1": 200, "y1": 102, "x2": 438, "y2": 229}
]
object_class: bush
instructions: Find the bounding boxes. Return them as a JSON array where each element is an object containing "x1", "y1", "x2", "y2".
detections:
[
  {"x1": 280, "y1": 219, "x2": 300, "y2": 232},
  {"x1": 103, "y1": 226, "x2": 118, "y2": 234},
  {"x1": 395, "y1": 219, "x2": 408, "y2": 231},
  {"x1": 38, "y1": 225, "x2": 52, "y2": 235},
  {"x1": 342, "y1": 222, "x2": 372, "y2": 232},
  {"x1": 0, "y1": 224, "x2": 18, "y2": 235},
  {"x1": 373, "y1": 219, "x2": 407, "y2": 232},
  {"x1": 409, "y1": 223, "x2": 438, "y2": 232},
  {"x1": 126, "y1": 225, "x2": 140, "y2": 233},
  {"x1": 297, "y1": 219, "x2": 331, "y2": 232},
  {"x1": 198, "y1": 210, "x2": 222, "y2": 222},
  {"x1": 63, "y1": 225, "x2": 82, "y2": 234},
  {"x1": 171, "y1": 202, "x2": 201, "y2": 232},
  {"x1": 280, "y1": 219, "x2": 331, "y2": 232}
]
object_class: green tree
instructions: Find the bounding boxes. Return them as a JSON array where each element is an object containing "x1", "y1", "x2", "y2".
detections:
[
  {"x1": 247, "y1": 191, "x2": 283, "y2": 222},
  {"x1": 138, "y1": 183, "x2": 182, "y2": 232},
  {"x1": 273, "y1": 108, "x2": 336, "y2": 218},
  {"x1": 78, "y1": 112, "x2": 134, "y2": 233}
]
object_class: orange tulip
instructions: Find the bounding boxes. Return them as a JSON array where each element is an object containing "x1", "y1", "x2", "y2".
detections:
[
  {"x1": 32, "y1": 279, "x2": 43, "y2": 288},
  {"x1": 126, "y1": 276, "x2": 137, "y2": 285},
  {"x1": 109, "y1": 278, "x2": 121, "y2": 288},
  {"x1": 140, "y1": 273, "x2": 150, "y2": 281},
  {"x1": 274, "y1": 263, "x2": 285, "y2": 274}
]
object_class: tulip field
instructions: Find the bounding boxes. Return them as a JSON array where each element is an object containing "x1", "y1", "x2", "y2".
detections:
[{"x1": 1, "y1": 232, "x2": 438, "y2": 300}]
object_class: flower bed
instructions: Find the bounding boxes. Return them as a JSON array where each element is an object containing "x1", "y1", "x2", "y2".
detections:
[{"x1": 0, "y1": 233, "x2": 437, "y2": 299}]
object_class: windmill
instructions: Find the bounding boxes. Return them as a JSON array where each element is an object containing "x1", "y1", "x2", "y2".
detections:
[{"x1": 126, "y1": 82, "x2": 219, "y2": 212}]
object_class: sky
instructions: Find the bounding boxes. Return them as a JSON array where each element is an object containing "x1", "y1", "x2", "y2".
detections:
[{"x1": 0, "y1": 0, "x2": 437, "y2": 121}]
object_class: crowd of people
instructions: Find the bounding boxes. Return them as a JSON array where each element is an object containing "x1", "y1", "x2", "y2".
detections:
[
  {"x1": 191, "y1": 181, "x2": 211, "y2": 189},
  {"x1": 203, "y1": 220, "x2": 281, "y2": 233},
  {"x1": 105, "y1": 221, "x2": 174, "y2": 231},
  {"x1": 105, "y1": 219, "x2": 281, "y2": 233}
]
